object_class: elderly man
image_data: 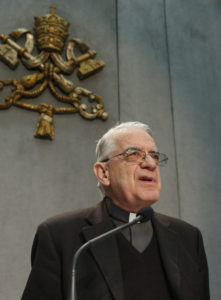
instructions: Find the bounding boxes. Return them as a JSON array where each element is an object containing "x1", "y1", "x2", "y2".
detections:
[{"x1": 22, "y1": 121, "x2": 209, "y2": 300}]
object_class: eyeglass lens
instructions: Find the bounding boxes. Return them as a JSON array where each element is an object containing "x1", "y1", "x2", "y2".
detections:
[{"x1": 124, "y1": 150, "x2": 167, "y2": 166}]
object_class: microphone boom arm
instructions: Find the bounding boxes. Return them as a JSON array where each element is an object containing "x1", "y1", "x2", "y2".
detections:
[{"x1": 71, "y1": 214, "x2": 142, "y2": 300}]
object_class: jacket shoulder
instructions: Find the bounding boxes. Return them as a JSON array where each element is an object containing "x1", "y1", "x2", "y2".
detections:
[
  {"x1": 35, "y1": 201, "x2": 102, "y2": 239},
  {"x1": 43, "y1": 205, "x2": 95, "y2": 226},
  {"x1": 153, "y1": 212, "x2": 206, "y2": 260},
  {"x1": 154, "y1": 212, "x2": 201, "y2": 236}
]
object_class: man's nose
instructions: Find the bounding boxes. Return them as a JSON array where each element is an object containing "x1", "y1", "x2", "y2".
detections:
[{"x1": 140, "y1": 154, "x2": 157, "y2": 170}]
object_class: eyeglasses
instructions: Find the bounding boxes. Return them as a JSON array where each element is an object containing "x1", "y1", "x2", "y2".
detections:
[{"x1": 102, "y1": 148, "x2": 168, "y2": 166}]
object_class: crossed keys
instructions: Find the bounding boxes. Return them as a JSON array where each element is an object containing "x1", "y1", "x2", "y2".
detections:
[{"x1": 0, "y1": 7, "x2": 107, "y2": 140}]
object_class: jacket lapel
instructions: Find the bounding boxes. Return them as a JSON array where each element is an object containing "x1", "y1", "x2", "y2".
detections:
[
  {"x1": 81, "y1": 203, "x2": 184, "y2": 300},
  {"x1": 152, "y1": 213, "x2": 181, "y2": 299},
  {"x1": 81, "y1": 201, "x2": 124, "y2": 300}
]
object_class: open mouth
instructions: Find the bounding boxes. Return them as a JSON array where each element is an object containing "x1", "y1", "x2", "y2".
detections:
[{"x1": 140, "y1": 176, "x2": 153, "y2": 182}]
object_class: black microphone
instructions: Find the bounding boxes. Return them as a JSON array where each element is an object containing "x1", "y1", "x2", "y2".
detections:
[
  {"x1": 136, "y1": 206, "x2": 154, "y2": 223},
  {"x1": 70, "y1": 206, "x2": 154, "y2": 300}
]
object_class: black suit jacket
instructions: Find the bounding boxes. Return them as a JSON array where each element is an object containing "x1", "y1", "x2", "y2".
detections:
[{"x1": 21, "y1": 200, "x2": 209, "y2": 300}]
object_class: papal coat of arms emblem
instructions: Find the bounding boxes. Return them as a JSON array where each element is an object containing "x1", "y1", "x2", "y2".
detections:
[{"x1": 0, "y1": 5, "x2": 107, "y2": 139}]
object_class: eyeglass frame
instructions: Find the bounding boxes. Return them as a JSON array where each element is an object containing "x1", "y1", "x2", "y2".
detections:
[{"x1": 101, "y1": 147, "x2": 168, "y2": 166}]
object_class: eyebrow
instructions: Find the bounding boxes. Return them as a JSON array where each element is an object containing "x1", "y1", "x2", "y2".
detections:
[
  {"x1": 124, "y1": 146, "x2": 159, "y2": 153},
  {"x1": 125, "y1": 146, "x2": 140, "y2": 151}
]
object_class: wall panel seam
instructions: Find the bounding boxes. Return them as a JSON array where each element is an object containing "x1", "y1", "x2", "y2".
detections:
[
  {"x1": 163, "y1": 0, "x2": 181, "y2": 218},
  {"x1": 115, "y1": 0, "x2": 121, "y2": 122}
]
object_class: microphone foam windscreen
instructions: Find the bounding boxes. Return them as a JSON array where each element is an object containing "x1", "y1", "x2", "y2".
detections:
[{"x1": 136, "y1": 206, "x2": 154, "y2": 223}]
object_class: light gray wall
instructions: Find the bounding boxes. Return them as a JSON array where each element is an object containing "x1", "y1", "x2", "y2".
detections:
[{"x1": 0, "y1": 0, "x2": 220, "y2": 299}]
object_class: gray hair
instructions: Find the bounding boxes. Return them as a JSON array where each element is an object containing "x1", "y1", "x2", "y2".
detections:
[
  {"x1": 95, "y1": 121, "x2": 152, "y2": 162},
  {"x1": 95, "y1": 121, "x2": 152, "y2": 195}
]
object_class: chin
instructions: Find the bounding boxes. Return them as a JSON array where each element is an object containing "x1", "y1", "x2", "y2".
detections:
[
  {"x1": 139, "y1": 192, "x2": 160, "y2": 206},
  {"x1": 140, "y1": 199, "x2": 158, "y2": 207}
]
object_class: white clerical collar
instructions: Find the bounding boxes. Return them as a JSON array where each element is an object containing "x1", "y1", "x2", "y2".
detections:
[{"x1": 129, "y1": 212, "x2": 137, "y2": 222}]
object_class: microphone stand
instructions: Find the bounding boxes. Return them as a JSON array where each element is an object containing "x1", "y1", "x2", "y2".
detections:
[{"x1": 71, "y1": 214, "x2": 143, "y2": 300}]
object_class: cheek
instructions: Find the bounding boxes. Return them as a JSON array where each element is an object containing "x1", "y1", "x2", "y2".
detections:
[
  {"x1": 124, "y1": 167, "x2": 137, "y2": 185},
  {"x1": 157, "y1": 172, "x2": 162, "y2": 190},
  {"x1": 110, "y1": 165, "x2": 135, "y2": 186}
]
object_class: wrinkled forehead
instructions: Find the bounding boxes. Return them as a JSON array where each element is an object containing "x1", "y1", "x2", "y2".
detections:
[{"x1": 112, "y1": 128, "x2": 157, "y2": 152}]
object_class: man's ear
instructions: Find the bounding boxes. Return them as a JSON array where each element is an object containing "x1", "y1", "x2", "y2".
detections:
[{"x1": 93, "y1": 162, "x2": 110, "y2": 187}]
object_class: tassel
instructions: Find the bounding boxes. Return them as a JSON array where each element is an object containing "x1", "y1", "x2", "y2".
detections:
[{"x1": 34, "y1": 104, "x2": 54, "y2": 140}]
